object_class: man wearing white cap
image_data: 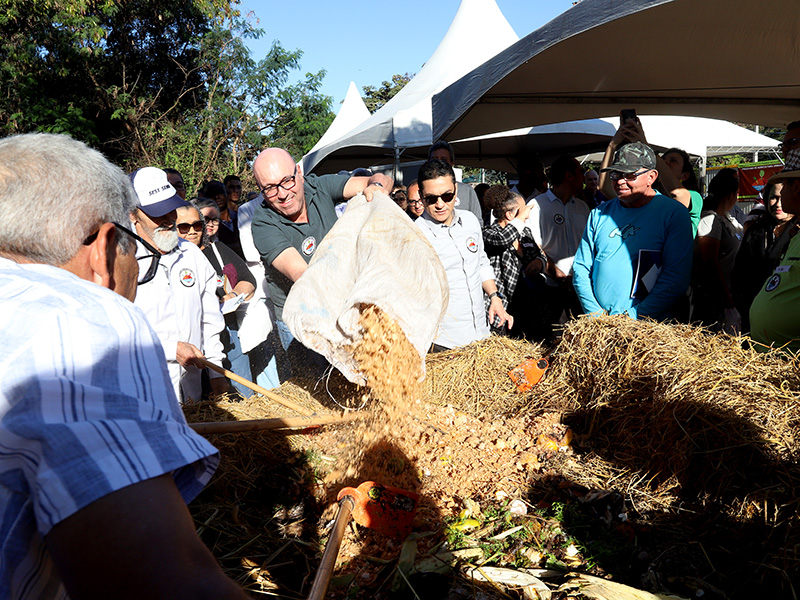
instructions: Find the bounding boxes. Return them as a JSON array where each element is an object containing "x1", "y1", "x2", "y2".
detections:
[
  {"x1": 750, "y1": 147, "x2": 800, "y2": 352},
  {"x1": 130, "y1": 167, "x2": 229, "y2": 401}
]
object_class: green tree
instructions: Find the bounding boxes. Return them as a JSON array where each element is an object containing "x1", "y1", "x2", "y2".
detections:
[
  {"x1": 362, "y1": 73, "x2": 413, "y2": 114},
  {"x1": 0, "y1": 0, "x2": 334, "y2": 188},
  {"x1": 133, "y1": 20, "x2": 332, "y2": 190},
  {"x1": 0, "y1": 1, "x2": 217, "y2": 150}
]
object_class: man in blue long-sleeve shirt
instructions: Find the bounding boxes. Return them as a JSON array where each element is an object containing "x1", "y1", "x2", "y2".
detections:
[{"x1": 573, "y1": 142, "x2": 692, "y2": 320}]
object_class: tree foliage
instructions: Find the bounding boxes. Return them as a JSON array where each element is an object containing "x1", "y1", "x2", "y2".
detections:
[
  {"x1": 362, "y1": 73, "x2": 413, "y2": 114},
  {"x1": 0, "y1": 0, "x2": 334, "y2": 189}
]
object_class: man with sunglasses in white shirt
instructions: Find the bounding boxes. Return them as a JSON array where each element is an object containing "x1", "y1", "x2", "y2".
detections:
[
  {"x1": 130, "y1": 167, "x2": 229, "y2": 401},
  {"x1": 573, "y1": 142, "x2": 693, "y2": 320},
  {"x1": 416, "y1": 158, "x2": 512, "y2": 349}
]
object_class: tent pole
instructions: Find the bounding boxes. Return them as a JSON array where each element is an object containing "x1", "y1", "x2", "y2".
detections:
[{"x1": 394, "y1": 142, "x2": 399, "y2": 184}]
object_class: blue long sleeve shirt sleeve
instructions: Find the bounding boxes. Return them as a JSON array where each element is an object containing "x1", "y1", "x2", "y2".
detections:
[{"x1": 573, "y1": 194, "x2": 693, "y2": 320}]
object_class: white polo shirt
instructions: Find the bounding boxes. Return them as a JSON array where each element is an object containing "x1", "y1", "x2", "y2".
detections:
[
  {"x1": 526, "y1": 189, "x2": 590, "y2": 285},
  {"x1": 134, "y1": 238, "x2": 226, "y2": 401},
  {"x1": 416, "y1": 210, "x2": 496, "y2": 349}
]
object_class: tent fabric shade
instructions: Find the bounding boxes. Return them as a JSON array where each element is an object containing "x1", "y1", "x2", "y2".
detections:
[
  {"x1": 447, "y1": 115, "x2": 780, "y2": 173},
  {"x1": 432, "y1": 0, "x2": 800, "y2": 143},
  {"x1": 306, "y1": 81, "x2": 371, "y2": 158},
  {"x1": 301, "y1": 0, "x2": 519, "y2": 175}
]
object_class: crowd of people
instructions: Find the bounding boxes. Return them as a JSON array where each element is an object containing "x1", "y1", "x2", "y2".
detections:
[{"x1": 1, "y1": 117, "x2": 799, "y2": 596}]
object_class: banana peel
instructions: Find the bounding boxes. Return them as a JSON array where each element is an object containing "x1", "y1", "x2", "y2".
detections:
[{"x1": 449, "y1": 517, "x2": 481, "y2": 531}]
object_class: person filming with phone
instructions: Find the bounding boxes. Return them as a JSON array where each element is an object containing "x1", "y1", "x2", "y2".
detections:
[
  {"x1": 599, "y1": 110, "x2": 697, "y2": 229},
  {"x1": 573, "y1": 137, "x2": 693, "y2": 321}
]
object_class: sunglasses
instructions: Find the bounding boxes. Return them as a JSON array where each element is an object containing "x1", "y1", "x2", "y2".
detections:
[
  {"x1": 609, "y1": 169, "x2": 650, "y2": 181},
  {"x1": 423, "y1": 191, "x2": 456, "y2": 205},
  {"x1": 177, "y1": 220, "x2": 204, "y2": 234}
]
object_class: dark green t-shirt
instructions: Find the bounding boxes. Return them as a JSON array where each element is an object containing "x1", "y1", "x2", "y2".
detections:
[{"x1": 251, "y1": 173, "x2": 349, "y2": 321}]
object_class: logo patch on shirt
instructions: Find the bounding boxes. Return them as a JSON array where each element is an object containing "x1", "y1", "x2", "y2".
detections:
[
  {"x1": 179, "y1": 268, "x2": 196, "y2": 287},
  {"x1": 301, "y1": 236, "x2": 317, "y2": 256},
  {"x1": 553, "y1": 213, "x2": 565, "y2": 225},
  {"x1": 609, "y1": 224, "x2": 640, "y2": 239},
  {"x1": 765, "y1": 274, "x2": 781, "y2": 292},
  {"x1": 466, "y1": 237, "x2": 478, "y2": 253}
]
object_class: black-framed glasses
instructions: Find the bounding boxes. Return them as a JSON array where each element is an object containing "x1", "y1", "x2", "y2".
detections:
[
  {"x1": 781, "y1": 137, "x2": 800, "y2": 152},
  {"x1": 204, "y1": 216, "x2": 221, "y2": 224},
  {"x1": 177, "y1": 220, "x2": 204, "y2": 234},
  {"x1": 408, "y1": 199, "x2": 423, "y2": 206},
  {"x1": 423, "y1": 191, "x2": 456, "y2": 205},
  {"x1": 609, "y1": 169, "x2": 650, "y2": 181},
  {"x1": 82, "y1": 222, "x2": 161, "y2": 285},
  {"x1": 259, "y1": 165, "x2": 298, "y2": 199}
]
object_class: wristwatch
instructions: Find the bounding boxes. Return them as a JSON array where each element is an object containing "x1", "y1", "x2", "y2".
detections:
[
  {"x1": 371, "y1": 181, "x2": 384, "y2": 188},
  {"x1": 488, "y1": 291, "x2": 505, "y2": 301}
]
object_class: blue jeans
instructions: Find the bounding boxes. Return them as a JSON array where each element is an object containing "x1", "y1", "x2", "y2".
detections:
[
  {"x1": 225, "y1": 324, "x2": 252, "y2": 397},
  {"x1": 276, "y1": 319, "x2": 295, "y2": 351},
  {"x1": 225, "y1": 322, "x2": 280, "y2": 396},
  {"x1": 275, "y1": 319, "x2": 329, "y2": 380}
]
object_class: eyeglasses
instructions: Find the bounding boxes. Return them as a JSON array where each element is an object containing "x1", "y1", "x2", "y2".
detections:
[
  {"x1": 423, "y1": 191, "x2": 456, "y2": 205},
  {"x1": 609, "y1": 169, "x2": 651, "y2": 181},
  {"x1": 259, "y1": 166, "x2": 298, "y2": 199},
  {"x1": 781, "y1": 137, "x2": 800, "y2": 152},
  {"x1": 408, "y1": 199, "x2": 423, "y2": 206},
  {"x1": 204, "y1": 217, "x2": 221, "y2": 224},
  {"x1": 82, "y1": 222, "x2": 161, "y2": 285},
  {"x1": 177, "y1": 220, "x2": 204, "y2": 234}
]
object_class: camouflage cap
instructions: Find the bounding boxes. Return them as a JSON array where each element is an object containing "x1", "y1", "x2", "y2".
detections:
[{"x1": 601, "y1": 142, "x2": 657, "y2": 173}]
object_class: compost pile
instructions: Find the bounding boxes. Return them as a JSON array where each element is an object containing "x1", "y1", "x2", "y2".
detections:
[{"x1": 184, "y1": 314, "x2": 800, "y2": 599}]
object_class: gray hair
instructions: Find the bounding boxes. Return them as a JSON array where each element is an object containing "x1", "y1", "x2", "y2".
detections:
[
  {"x1": 191, "y1": 197, "x2": 219, "y2": 213},
  {"x1": 0, "y1": 133, "x2": 137, "y2": 265},
  {"x1": 178, "y1": 203, "x2": 211, "y2": 248}
]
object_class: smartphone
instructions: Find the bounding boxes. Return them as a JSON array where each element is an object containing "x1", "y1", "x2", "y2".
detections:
[{"x1": 620, "y1": 108, "x2": 637, "y2": 125}]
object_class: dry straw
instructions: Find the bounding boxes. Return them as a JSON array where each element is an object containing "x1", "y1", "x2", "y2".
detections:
[
  {"x1": 184, "y1": 314, "x2": 800, "y2": 590},
  {"x1": 425, "y1": 314, "x2": 800, "y2": 576}
]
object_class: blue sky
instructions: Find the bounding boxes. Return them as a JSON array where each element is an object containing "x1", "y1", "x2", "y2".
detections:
[{"x1": 239, "y1": 1, "x2": 576, "y2": 108}]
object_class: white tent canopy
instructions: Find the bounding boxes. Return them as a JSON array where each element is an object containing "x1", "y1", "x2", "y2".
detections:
[
  {"x1": 302, "y1": 0, "x2": 519, "y2": 175},
  {"x1": 449, "y1": 115, "x2": 781, "y2": 173},
  {"x1": 305, "y1": 81, "x2": 371, "y2": 158},
  {"x1": 432, "y1": 0, "x2": 800, "y2": 143}
]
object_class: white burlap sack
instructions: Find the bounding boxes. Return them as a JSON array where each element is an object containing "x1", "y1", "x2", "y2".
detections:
[{"x1": 283, "y1": 192, "x2": 448, "y2": 385}]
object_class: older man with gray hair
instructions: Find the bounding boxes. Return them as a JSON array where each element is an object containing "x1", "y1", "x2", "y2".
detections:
[{"x1": 0, "y1": 133, "x2": 249, "y2": 599}]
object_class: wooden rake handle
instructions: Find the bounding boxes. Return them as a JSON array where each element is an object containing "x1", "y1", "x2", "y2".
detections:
[
  {"x1": 198, "y1": 357, "x2": 313, "y2": 417},
  {"x1": 189, "y1": 412, "x2": 362, "y2": 435}
]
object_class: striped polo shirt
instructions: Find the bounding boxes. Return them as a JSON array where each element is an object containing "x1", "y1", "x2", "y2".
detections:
[{"x1": 0, "y1": 258, "x2": 219, "y2": 599}]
